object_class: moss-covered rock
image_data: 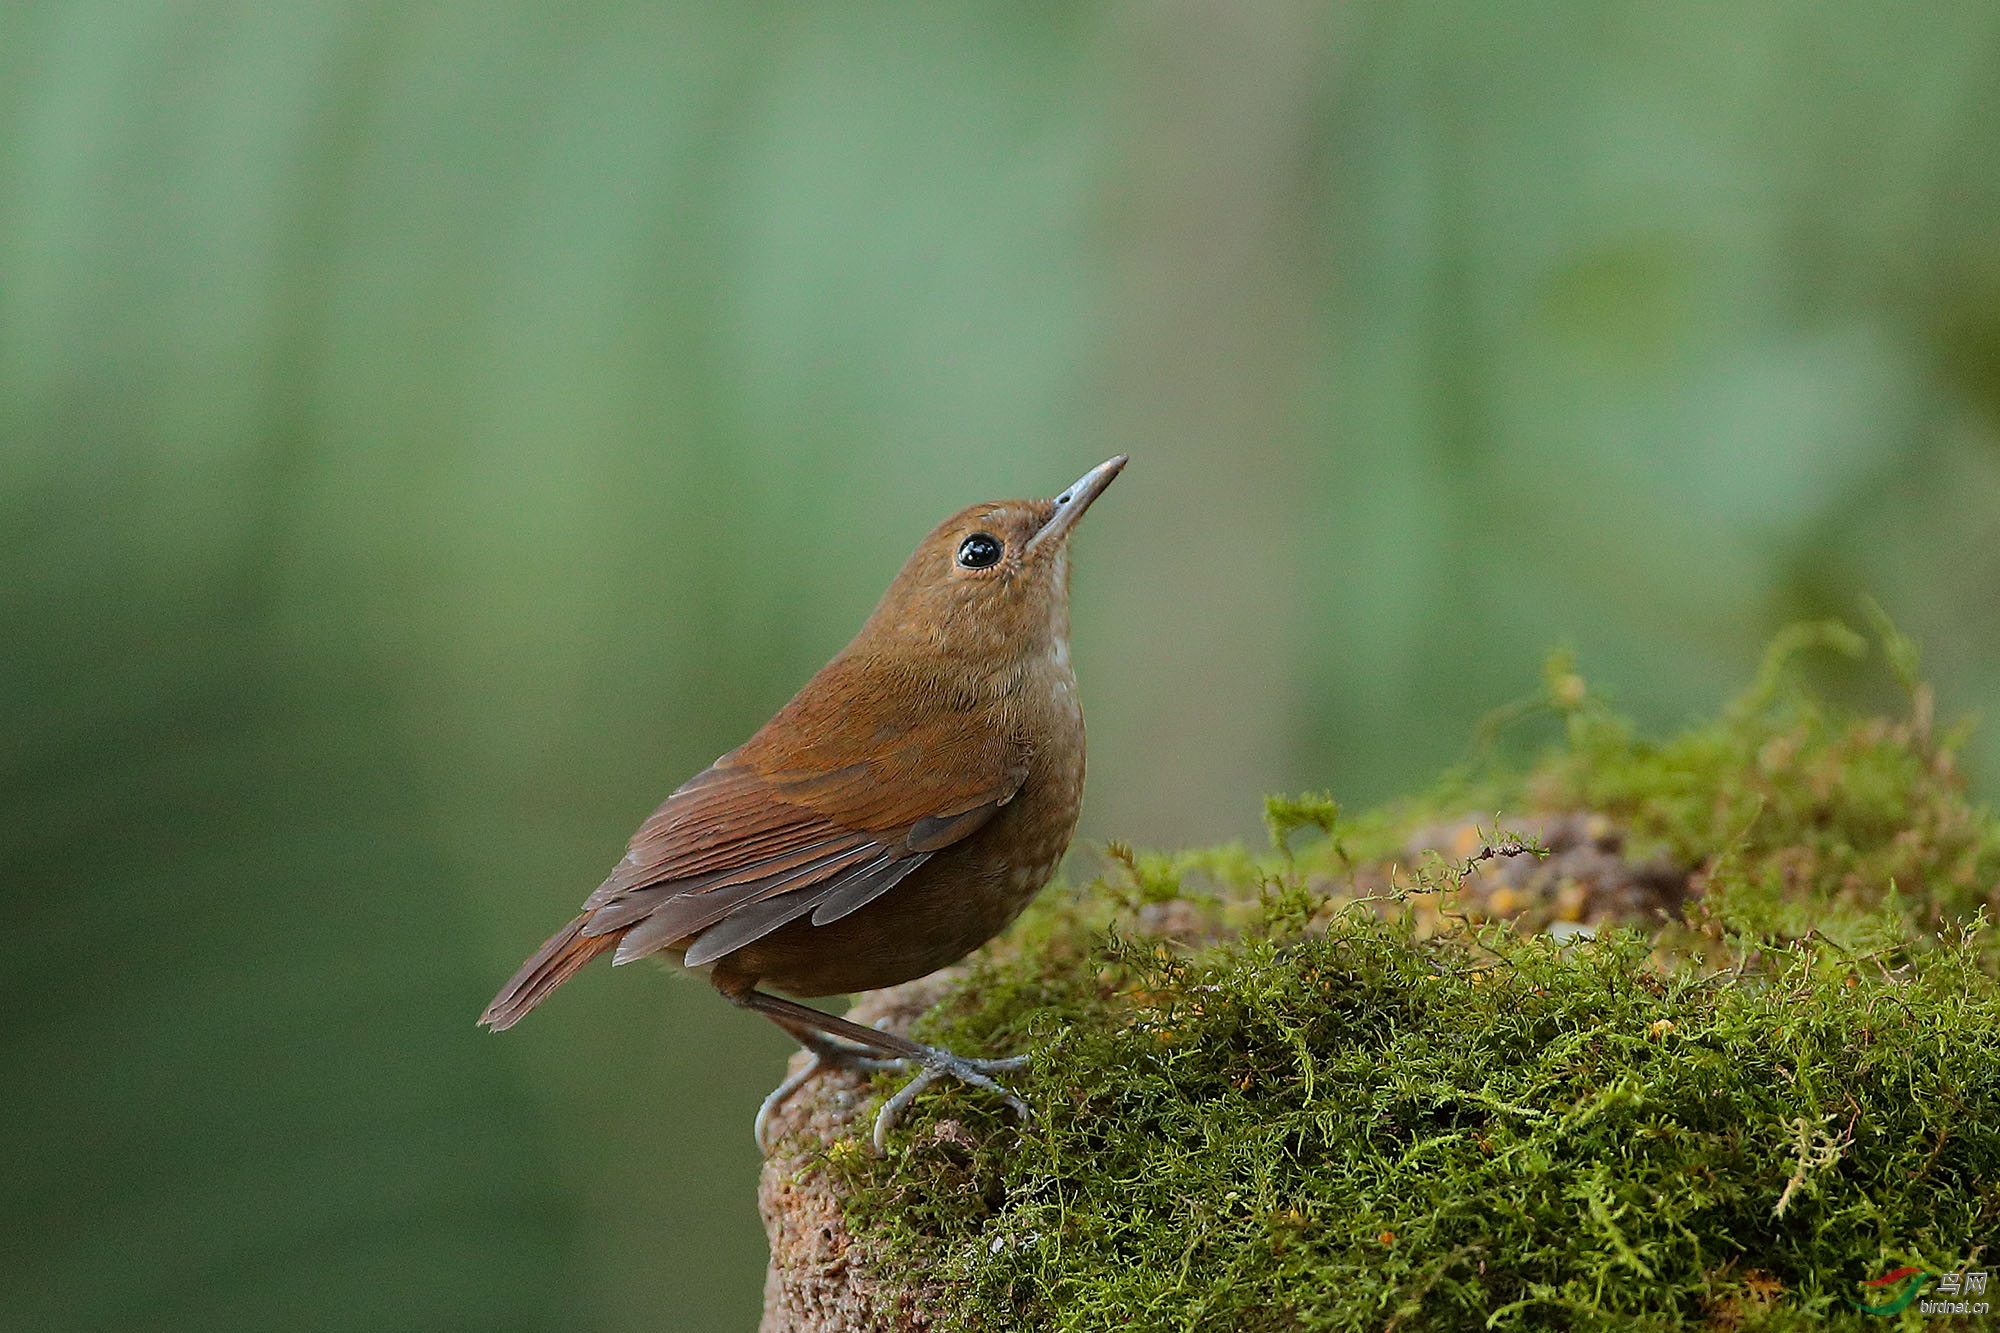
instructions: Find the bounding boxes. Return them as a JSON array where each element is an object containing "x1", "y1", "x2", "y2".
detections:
[{"x1": 759, "y1": 626, "x2": 2000, "y2": 1331}]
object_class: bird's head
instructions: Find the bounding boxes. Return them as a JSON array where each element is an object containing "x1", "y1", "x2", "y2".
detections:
[{"x1": 858, "y1": 455, "x2": 1127, "y2": 669}]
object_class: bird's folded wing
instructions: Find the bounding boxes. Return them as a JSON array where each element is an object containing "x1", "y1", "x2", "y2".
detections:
[{"x1": 576, "y1": 704, "x2": 1027, "y2": 967}]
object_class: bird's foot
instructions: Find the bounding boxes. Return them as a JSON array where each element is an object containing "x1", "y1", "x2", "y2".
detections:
[
  {"x1": 754, "y1": 1028, "x2": 1030, "y2": 1155},
  {"x1": 865, "y1": 1048, "x2": 1030, "y2": 1155}
]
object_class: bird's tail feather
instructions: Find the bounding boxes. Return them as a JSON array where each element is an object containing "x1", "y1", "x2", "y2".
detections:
[{"x1": 479, "y1": 913, "x2": 618, "y2": 1031}]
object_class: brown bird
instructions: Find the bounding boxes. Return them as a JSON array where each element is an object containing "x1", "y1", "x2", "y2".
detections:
[{"x1": 480, "y1": 455, "x2": 1125, "y2": 1151}]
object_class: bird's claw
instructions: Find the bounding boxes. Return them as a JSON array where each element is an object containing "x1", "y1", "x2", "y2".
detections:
[
  {"x1": 871, "y1": 1051, "x2": 1032, "y2": 1155},
  {"x1": 755, "y1": 1051, "x2": 824, "y2": 1153},
  {"x1": 754, "y1": 1040, "x2": 1031, "y2": 1155}
]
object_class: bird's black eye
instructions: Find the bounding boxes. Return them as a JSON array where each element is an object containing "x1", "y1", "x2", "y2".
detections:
[{"x1": 956, "y1": 533, "x2": 1004, "y2": 569}]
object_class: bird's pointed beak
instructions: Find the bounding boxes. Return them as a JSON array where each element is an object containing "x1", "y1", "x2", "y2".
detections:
[{"x1": 1026, "y1": 455, "x2": 1127, "y2": 554}]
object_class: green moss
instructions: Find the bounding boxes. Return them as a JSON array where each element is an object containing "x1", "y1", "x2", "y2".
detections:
[{"x1": 830, "y1": 626, "x2": 2000, "y2": 1330}]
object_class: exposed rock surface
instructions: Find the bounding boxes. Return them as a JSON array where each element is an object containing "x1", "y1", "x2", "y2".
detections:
[
  {"x1": 1359, "y1": 810, "x2": 1690, "y2": 935},
  {"x1": 758, "y1": 976, "x2": 954, "y2": 1333}
]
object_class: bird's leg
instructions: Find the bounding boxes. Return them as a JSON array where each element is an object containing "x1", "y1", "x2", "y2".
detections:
[{"x1": 730, "y1": 986, "x2": 1030, "y2": 1154}]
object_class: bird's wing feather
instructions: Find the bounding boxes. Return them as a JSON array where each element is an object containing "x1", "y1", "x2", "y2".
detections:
[{"x1": 577, "y1": 664, "x2": 1027, "y2": 965}]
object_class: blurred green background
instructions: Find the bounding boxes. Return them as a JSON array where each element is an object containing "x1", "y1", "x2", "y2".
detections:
[{"x1": 5, "y1": 3, "x2": 1998, "y2": 1329}]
